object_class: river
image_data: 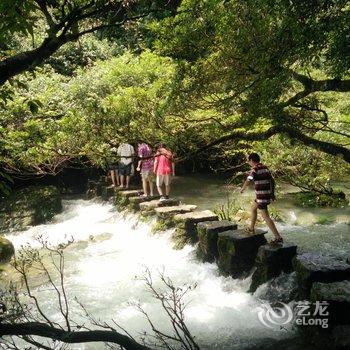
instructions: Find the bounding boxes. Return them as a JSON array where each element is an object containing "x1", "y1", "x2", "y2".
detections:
[{"x1": 2, "y1": 175, "x2": 350, "y2": 349}]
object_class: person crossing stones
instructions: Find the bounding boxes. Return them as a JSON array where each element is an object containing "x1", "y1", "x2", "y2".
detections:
[{"x1": 240, "y1": 152, "x2": 283, "y2": 245}]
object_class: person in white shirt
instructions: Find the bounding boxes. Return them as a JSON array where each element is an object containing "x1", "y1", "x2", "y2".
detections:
[{"x1": 117, "y1": 143, "x2": 134, "y2": 188}]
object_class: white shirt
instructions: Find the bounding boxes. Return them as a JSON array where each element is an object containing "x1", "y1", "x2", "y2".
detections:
[{"x1": 117, "y1": 143, "x2": 134, "y2": 165}]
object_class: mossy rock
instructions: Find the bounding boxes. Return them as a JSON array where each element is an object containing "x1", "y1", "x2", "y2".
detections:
[
  {"x1": 127, "y1": 195, "x2": 160, "y2": 212},
  {"x1": 172, "y1": 228, "x2": 188, "y2": 250},
  {"x1": 114, "y1": 195, "x2": 130, "y2": 210},
  {"x1": 297, "y1": 281, "x2": 350, "y2": 349},
  {"x1": 249, "y1": 243, "x2": 297, "y2": 293},
  {"x1": 151, "y1": 219, "x2": 174, "y2": 233},
  {"x1": 217, "y1": 229, "x2": 267, "y2": 278},
  {"x1": 101, "y1": 185, "x2": 115, "y2": 200},
  {"x1": 0, "y1": 186, "x2": 62, "y2": 232},
  {"x1": 0, "y1": 236, "x2": 15, "y2": 263},
  {"x1": 293, "y1": 253, "x2": 350, "y2": 300},
  {"x1": 197, "y1": 220, "x2": 238, "y2": 263},
  {"x1": 114, "y1": 190, "x2": 141, "y2": 210}
]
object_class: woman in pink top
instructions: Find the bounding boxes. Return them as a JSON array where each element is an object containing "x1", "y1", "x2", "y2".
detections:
[
  {"x1": 136, "y1": 142, "x2": 154, "y2": 197},
  {"x1": 153, "y1": 145, "x2": 175, "y2": 201}
]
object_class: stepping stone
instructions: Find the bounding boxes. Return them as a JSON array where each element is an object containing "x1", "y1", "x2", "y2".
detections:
[
  {"x1": 217, "y1": 229, "x2": 267, "y2": 278},
  {"x1": 171, "y1": 210, "x2": 219, "y2": 250},
  {"x1": 119, "y1": 190, "x2": 142, "y2": 198},
  {"x1": 196, "y1": 220, "x2": 238, "y2": 263},
  {"x1": 155, "y1": 205, "x2": 197, "y2": 219},
  {"x1": 173, "y1": 210, "x2": 218, "y2": 235},
  {"x1": 128, "y1": 195, "x2": 160, "y2": 211},
  {"x1": 293, "y1": 252, "x2": 350, "y2": 299},
  {"x1": 249, "y1": 243, "x2": 298, "y2": 292},
  {"x1": 139, "y1": 199, "x2": 180, "y2": 213},
  {"x1": 114, "y1": 190, "x2": 143, "y2": 210},
  {"x1": 101, "y1": 185, "x2": 115, "y2": 200}
]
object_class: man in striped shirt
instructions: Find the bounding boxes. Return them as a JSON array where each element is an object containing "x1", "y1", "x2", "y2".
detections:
[{"x1": 240, "y1": 153, "x2": 283, "y2": 244}]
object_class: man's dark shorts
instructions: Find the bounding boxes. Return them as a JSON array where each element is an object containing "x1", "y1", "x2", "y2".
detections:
[
  {"x1": 108, "y1": 163, "x2": 119, "y2": 171},
  {"x1": 255, "y1": 200, "x2": 270, "y2": 210},
  {"x1": 119, "y1": 163, "x2": 132, "y2": 176}
]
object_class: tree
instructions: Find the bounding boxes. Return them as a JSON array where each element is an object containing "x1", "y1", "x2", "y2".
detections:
[
  {"x1": 151, "y1": 0, "x2": 350, "y2": 163},
  {"x1": 0, "y1": 51, "x2": 178, "y2": 178},
  {"x1": 0, "y1": 0, "x2": 179, "y2": 86}
]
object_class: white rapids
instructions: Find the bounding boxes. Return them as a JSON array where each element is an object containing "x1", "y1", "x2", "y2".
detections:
[{"x1": 4, "y1": 199, "x2": 296, "y2": 349}]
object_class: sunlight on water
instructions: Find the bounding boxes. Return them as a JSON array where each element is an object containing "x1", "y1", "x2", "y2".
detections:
[{"x1": 4, "y1": 199, "x2": 305, "y2": 349}]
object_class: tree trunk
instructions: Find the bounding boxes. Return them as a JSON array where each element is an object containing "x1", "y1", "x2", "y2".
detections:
[{"x1": 0, "y1": 36, "x2": 68, "y2": 86}]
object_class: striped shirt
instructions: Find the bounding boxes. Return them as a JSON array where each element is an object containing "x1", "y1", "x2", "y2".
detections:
[{"x1": 247, "y1": 163, "x2": 275, "y2": 204}]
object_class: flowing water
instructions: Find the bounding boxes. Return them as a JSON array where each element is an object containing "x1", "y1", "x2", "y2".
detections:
[{"x1": 2, "y1": 175, "x2": 350, "y2": 349}]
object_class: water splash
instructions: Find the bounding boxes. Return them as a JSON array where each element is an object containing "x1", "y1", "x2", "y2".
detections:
[{"x1": 5, "y1": 199, "x2": 297, "y2": 349}]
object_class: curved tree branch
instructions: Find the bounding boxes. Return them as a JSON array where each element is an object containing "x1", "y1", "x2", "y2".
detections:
[
  {"x1": 0, "y1": 322, "x2": 151, "y2": 350},
  {"x1": 183, "y1": 125, "x2": 350, "y2": 163},
  {"x1": 0, "y1": 1, "x2": 178, "y2": 86}
]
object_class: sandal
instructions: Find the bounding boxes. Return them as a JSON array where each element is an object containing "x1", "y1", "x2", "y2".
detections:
[
  {"x1": 244, "y1": 228, "x2": 255, "y2": 235},
  {"x1": 269, "y1": 237, "x2": 284, "y2": 245}
]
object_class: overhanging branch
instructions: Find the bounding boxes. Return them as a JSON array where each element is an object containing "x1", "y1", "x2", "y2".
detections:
[
  {"x1": 0, "y1": 322, "x2": 151, "y2": 350},
  {"x1": 184, "y1": 125, "x2": 350, "y2": 163}
]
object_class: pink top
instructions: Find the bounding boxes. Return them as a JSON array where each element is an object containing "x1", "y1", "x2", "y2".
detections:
[
  {"x1": 155, "y1": 148, "x2": 173, "y2": 175},
  {"x1": 138, "y1": 143, "x2": 153, "y2": 171}
]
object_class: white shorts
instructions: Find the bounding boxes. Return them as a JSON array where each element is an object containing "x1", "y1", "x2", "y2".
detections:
[{"x1": 156, "y1": 174, "x2": 171, "y2": 186}]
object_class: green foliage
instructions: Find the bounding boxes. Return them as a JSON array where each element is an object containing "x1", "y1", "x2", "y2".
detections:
[
  {"x1": 151, "y1": 220, "x2": 173, "y2": 234},
  {"x1": 47, "y1": 35, "x2": 120, "y2": 76},
  {"x1": 294, "y1": 191, "x2": 348, "y2": 208},
  {"x1": 254, "y1": 135, "x2": 349, "y2": 197},
  {"x1": 214, "y1": 196, "x2": 243, "y2": 221},
  {"x1": 268, "y1": 206, "x2": 286, "y2": 223},
  {"x1": 0, "y1": 50, "x2": 178, "y2": 177},
  {"x1": 0, "y1": 0, "x2": 37, "y2": 42},
  {"x1": 0, "y1": 0, "x2": 349, "y2": 198},
  {"x1": 150, "y1": 0, "x2": 350, "y2": 162},
  {"x1": 315, "y1": 215, "x2": 335, "y2": 225}
]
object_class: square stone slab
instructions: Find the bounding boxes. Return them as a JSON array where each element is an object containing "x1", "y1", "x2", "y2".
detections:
[
  {"x1": 293, "y1": 252, "x2": 350, "y2": 299},
  {"x1": 139, "y1": 199, "x2": 181, "y2": 212},
  {"x1": 155, "y1": 205, "x2": 197, "y2": 218},
  {"x1": 119, "y1": 190, "x2": 143, "y2": 198},
  {"x1": 197, "y1": 220, "x2": 238, "y2": 263}
]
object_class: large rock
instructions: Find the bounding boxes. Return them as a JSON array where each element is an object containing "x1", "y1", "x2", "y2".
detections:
[
  {"x1": 139, "y1": 199, "x2": 180, "y2": 215},
  {"x1": 249, "y1": 243, "x2": 298, "y2": 292},
  {"x1": 293, "y1": 253, "x2": 350, "y2": 299},
  {"x1": 0, "y1": 237, "x2": 15, "y2": 263},
  {"x1": 0, "y1": 186, "x2": 62, "y2": 232},
  {"x1": 298, "y1": 281, "x2": 350, "y2": 349},
  {"x1": 171, "y1": 211, "x2": 219, "y2": 250},
  {"x1": 196, "y1": 220, "x2": 238, "y2": 263},
  {"x1": 217, "y1": 229, "x2": 267, "y2": 278}
]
